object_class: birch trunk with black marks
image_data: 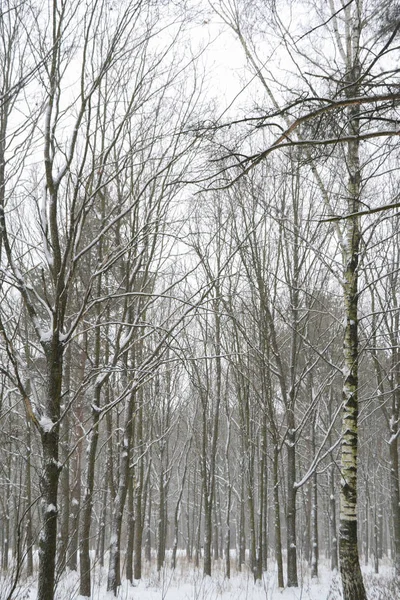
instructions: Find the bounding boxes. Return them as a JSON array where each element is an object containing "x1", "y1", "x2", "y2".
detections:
[
  {"x1": 338, "y1": 6, "x2": 366, "y2": 599},
  {"x1": 329, "y1": 465, "x2": 338, "y2": 571}
]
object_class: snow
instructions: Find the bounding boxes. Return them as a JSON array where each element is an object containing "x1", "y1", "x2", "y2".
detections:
[
  {"x1": 39, "y1": 415, "x2": 54, "y2": 433},
  {"x1": 40, "y1": 329, "x2": 53, "y2": 343},
  {"x1": 23, "y1": 560, "x2": 340, "y2": 600},
  {"x1": 119, "y1": 333, "x2": 131, "y2": 348},
  {"x1": 46, "y1": 504, "x2": 57, "y2": 514}
]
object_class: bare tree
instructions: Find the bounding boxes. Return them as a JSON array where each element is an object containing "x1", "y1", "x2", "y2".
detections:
[{"x1": 0, "y1": 2, "x2": 204, "y2": 599}]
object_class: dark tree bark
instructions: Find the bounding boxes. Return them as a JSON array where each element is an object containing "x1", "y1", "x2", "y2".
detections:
[
  {"x1": 107, "y1": 388, "x2": 136, "y2": 594},
  {"x1": 37, "y1": 340, "x2": 63, "y2": 600},
  {"x1": 273, "y1": 445, "x2": 284, "y2": 588},
  {"x1": 286, "y1": 422, "x2": 298, "y2": 587},
  {"x1": 126, "y1": 472, "x2": 135, "y2": 582},
  {"x1": 133, "y1": 399, "x2": 144, "y2": 580},
  {"x1": 25, "y1": 422, "x2": 33, "y2": 578},
  {"x1": 238, "y1": 476, "x2": 246, "y2": 572},
  {"x1": 79, "y1": 391, "x2": 101, "y2": 597},
  {"x1": 57, "y1": 346, "x2": 70, "y2": 577}
]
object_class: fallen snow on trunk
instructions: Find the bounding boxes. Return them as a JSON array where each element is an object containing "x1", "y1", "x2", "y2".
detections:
[{"x1": 39, "y1": 415, "x2": 54, "y2": 433}]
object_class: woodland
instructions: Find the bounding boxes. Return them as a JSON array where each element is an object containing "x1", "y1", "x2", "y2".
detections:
[{"x1": 0, "y1": 1, "x2": 400, "y2": 600}]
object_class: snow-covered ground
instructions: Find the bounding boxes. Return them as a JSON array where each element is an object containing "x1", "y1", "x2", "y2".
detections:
[
  {"x1": 29, "y1": 564, "x2": 334, "y2": 600},
  {"x1": 5, "y1": 557, "x2": 394, "y2": 600}
]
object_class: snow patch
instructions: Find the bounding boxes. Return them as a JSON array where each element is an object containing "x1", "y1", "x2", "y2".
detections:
[
  {"x1": 342, "y1": 366, "x2": 350, "y2": 378},
  {"x1": 39, "y1": 416, "x2": 54, "y2": 433},
  {"x1": 40, "y1": 330, "x2": 53, "y2": 343}
]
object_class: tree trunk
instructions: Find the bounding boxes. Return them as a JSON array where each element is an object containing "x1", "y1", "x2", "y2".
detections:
[
  {"x1": 225, "y1": 484, "x2": 232, "y2": 579},
  {"x1": 145, "y1": 491, "x2": 152, "y2": 564},
  {"x1": 273, "y1": 444, "x2": 284, "y2": 588},
  {"x1": 256, "y1": 419, "x2": 267, "y2": 580},
  {"x1": 79, "y1": 400, "x2": 101, "y2": 597},
  {"x1": 57, "y1": 344, "x2": 71, "y2": 577},
  {"x1": 389, "y1": 331, "x2": 400, "y2": 576},
  {"x1": 311, "y1": 419, "x2": 318, "y2": 579},
  {"x1": 373, "y1": 503, "x2": 379, "y2": 574},
  {"x1": 157, "y1": 469, "x2": 166, "y2": 571},
  {"x1": 364, "y1": 494, "x2": 369, "y2": 566},
  {"x1": 25, "y1": 422, "x2": 33, "y2": 578},
  {"x1": 68, "y1": 350, "x2": 86, "y2": 573},
  {"x1": 172, "y1": 462, "x2": 187, "y2": 570},
  {"x1": 203, "y1": 492, "x2": 212, "y2": 577},
  {"x1": 194, "y1": 487, "x2": 203, "y2": 569},
  {"x1": 329, "y1": 465, "x2": 338, "y2": 571},
  {"x1": 238, "y1": 479, "x2": 246, "y2": 572},
  {"x1": 338, "y1": 190, "x2": 367, "y2": 597},
  {"x1": 133, "y1": 401, "x2": 144, "y2": 580},
  {"x1": 338, "y1": 9, "x2": 366, "y2": 596},
  {"x1": 97, "y1": 483, "x2": 108, "y2": 569},
  {"x1": 286, "y1": 424, "x2": 298, "y2": 587},
  {"x1": 213, "y1": 500, "x2": 220, "y2": 561},
  {"x1": 107, "y1": 389, "x2": 135, "y2": 594},
  {"x1": 37, "y1": 340, "x2": 63, "y2": 600},
  {"x1": 389, "y1": 433, "x2": 400, "y2": 576},
  {"x1": 2, "y1": 451, "x2": 11, "y2": 572},
  {"x1": 126, "y1": 472, "x2": 135, "y2": 582}
]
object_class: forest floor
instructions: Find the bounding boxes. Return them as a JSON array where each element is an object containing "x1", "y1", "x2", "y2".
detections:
[{"x1": 7, "y1": 556, "x2": 398, "y2": 600}]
